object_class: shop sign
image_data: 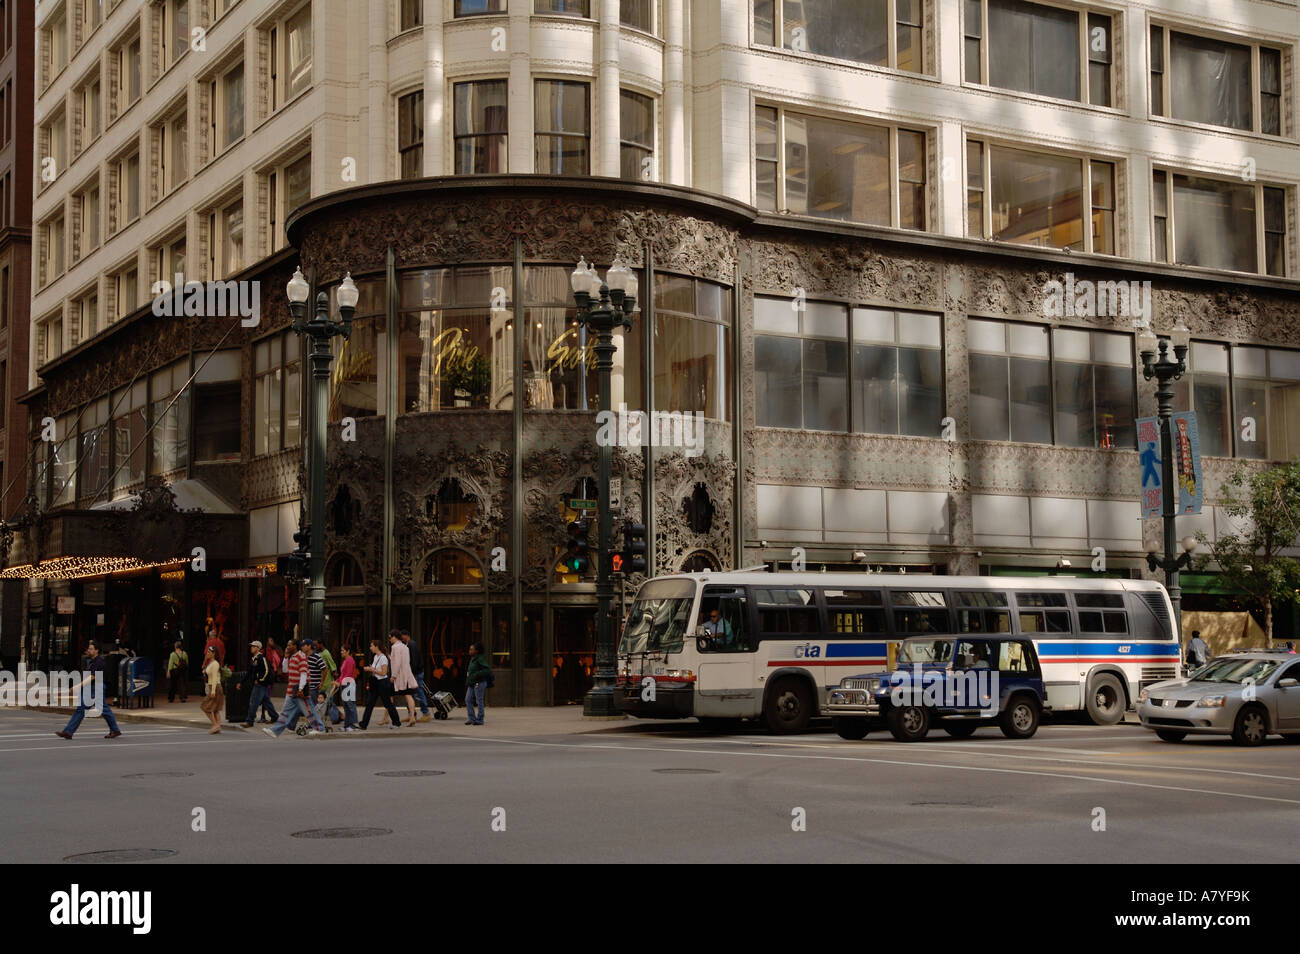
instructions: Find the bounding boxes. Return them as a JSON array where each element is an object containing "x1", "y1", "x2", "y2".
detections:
[{"x1": 56, "y1": 596, "x2": 76, "y2": 614}]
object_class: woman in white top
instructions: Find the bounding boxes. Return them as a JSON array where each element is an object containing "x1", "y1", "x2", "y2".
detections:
[
  {"x1": 358, "y1": 637, "x2": 403, "y2": 730},
  {"x1": 199, "y1": 644, "x2": 224, "y2": 734}
]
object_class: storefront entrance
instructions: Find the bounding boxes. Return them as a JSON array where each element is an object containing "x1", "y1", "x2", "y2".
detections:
[
  {"x1": 552, "y1": 607, "x2": 595, "y2": 705},
  {"x1": 418, "y1": 607, "x2": 482, "y2": 702}
]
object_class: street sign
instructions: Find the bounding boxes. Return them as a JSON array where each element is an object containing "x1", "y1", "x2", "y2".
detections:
[
  {"x1": 609, "y1": 477, "x2": 622, "y2": 512},
  {"x1": 222, "y1": 567, "x2": 267, "y2": 579},
  {"x1": 1136, "y1": 412, "x2": 1203, "y2": 518},
  {"x1": 568, "y1": 498, "x2": 597, "y2": 511},
  {"x1": 1136, "y1": 416, "x2": 1163, "y2": 519},
  {"x1": 1172, "y1": 411, "x2": 1203, "y2": 515}
]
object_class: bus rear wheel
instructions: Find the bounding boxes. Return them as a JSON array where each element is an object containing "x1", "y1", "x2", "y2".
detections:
[
  {"x1": 763, "y1": 678, "x2": 813, "y2": 734},
  {"x1": 833, "y1": 718, "x2": 870, "y2": 740},
  {"x1": 1085, "y1": 673, "x2": 1125, "y2": 725}
]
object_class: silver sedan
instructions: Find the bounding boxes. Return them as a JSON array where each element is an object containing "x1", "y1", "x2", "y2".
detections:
[{"x1": 1137, "y1": 652, "x2": 1300, "y2": 746}]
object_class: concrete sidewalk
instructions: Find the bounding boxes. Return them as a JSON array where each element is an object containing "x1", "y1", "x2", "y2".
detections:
[{"x1": 21, "y1": 697, "x2": 681, "y2": 738}]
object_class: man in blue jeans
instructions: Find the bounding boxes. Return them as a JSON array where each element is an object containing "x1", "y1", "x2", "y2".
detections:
[
  {"x1": 55, "y1": 642, "x2": 121, "y2": 740},
  {"x1": 401, "y1": 630, "x2": 431, "y2": 722},
  {"x1": 262, "y1": 640, "x2": 323, "y2": 738},
  {"x1": 464, "y1": 642, "x2": 491, "y2": 726},
  {"x1": 239, "y1": 641, "x2": 279, "y2": 728}
]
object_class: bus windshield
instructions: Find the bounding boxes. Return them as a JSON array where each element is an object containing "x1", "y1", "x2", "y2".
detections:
[
  {"x1": 620, "y1": 579, "x2": 697, "y2": 654},
  {"x1": 898, "y1": 638, "x2": 955, "y2": 666}
]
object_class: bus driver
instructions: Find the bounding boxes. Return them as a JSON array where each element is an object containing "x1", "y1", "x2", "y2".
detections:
[{"x1": 703, "y1": 607, "x2": 734, "y2": 649}]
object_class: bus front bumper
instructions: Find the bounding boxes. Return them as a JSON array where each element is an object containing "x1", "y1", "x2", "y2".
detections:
[{"x1": 615, "y1": 683, "x2": 695, "y2": 719}]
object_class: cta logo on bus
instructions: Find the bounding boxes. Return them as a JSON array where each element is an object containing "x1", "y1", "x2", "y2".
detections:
[{"x1": 794, "y1": 644, "x2": 822, "y2": 659}]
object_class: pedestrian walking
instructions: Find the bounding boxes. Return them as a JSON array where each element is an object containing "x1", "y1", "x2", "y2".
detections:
[
  {"x1": 54, "y1": 642, "x2": 122, "y2": 740},
  {"x1": 302, "y1": 639, "x2": 330, "y2": 731},
  {"x1": 465, "y1": 642, "x2": 492, "y2": 726},
  {"x1": 388, "y1": 630, "x2": 419, "y2": 727},
  {"x1": 238, "y1": 641, "x2": 279, "y2": 728},
  {"x1": 200, "y1": 645, "x2": 224, "y2": 734},
  {"x1": 165, "y1": 640, "x2": 189, "y2": 703},
  {"x1": 263, "y1": 638, "x2": 323, "y2": 738},
  {"x1": 1186, "y1": 630, "x2": 1210, "y2": 670},
  {"x1": 338, "y1": 646, "x2": 360, "y2": 731},
  {"x1": 401, "y1": 630, "x2": 432, "y2": 722},
  {"x1": 358, "y1": 637, "x2": 402, "y2": 730}
]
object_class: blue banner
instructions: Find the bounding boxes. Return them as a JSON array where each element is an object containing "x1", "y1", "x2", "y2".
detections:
[{"x1": 1136, "y1": 416, "x2": 1162, "y2": 518}]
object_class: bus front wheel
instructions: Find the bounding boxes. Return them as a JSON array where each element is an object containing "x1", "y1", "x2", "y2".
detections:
[
  {"x1": 833, "y1": 718, "x2": 870, "y2": 740},
  {"x1": 763, "y1": 678, "x2": 813, "y2": 734},
  {"x1": 1085, "y1": 673, "x2": 1125, "y2": 725}
]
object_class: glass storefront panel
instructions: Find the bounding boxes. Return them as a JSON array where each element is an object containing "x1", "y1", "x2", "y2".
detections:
[
  {"x1": 552, "y1": 607, "x2": 595, "y2": 704},
  {"x1": 419, "y1": 607, "x2": 481, "y2": 700}
]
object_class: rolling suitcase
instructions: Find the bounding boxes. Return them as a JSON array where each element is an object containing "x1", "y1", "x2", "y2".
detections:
[{"x1": 431, "y1": 690, "x2": 456, "y2": 720}]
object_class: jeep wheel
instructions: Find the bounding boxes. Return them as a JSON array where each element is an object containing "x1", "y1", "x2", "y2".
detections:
[
  {"x1": 1231, "y1": 706, "x2": 1268, "y2": 747},
  {"x1": 887, "y1": 705, "x2": 930, "y2": 742},
  {"x1": 1085, "y1": 673, "x2": 1125, "y2": 725},
  {"x1": 999, "y1": 696, "x2": 1040, "y2": 739},
  {"x1": 1155, "y1": 729, "x2": 1187, "y2": 743},
  {"x1": 943, "y1": 722, "x2": 977, "y2": 738},
  {"x1": 833, "y1": 718, "x2": 870, "y2": 741},
  {"x1": 763, "y1": 678, "x2": 812, "y2": 734}
]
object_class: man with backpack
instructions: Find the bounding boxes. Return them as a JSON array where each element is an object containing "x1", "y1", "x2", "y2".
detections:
[
  {"x1": 401, "y1": 630, "x2": 432, "y2": 722},
  {"x1": 166, "y1": 640, "x2": 189, "y2": 703},
  {"x1": 239, "y1": 641, "x2": 278, "y2": 728},
  {"x1": 465, "y1": 642, "x2": 492, "y2": 726}
]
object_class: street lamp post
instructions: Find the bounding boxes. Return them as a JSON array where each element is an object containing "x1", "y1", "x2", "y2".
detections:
[
  {"x1": 1139, "y1": 322, "x2": 1195, "y2": 649},
  {"x1": 571, "y1": 257, "x2": 637, "y2": 718},
  {"x1": 286, "y1": 268, "x2": 358, "y2": 656}
]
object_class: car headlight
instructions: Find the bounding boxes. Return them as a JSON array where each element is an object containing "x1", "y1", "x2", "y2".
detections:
[
  {"x1": 1138, "y1": 688, "x2": 1149, "y2": 704},
  {"x1": 1196, "y1": 694, "x2": 1227, "y2": 708}
]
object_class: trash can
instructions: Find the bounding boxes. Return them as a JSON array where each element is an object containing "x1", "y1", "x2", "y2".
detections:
[
  {"x1": 225, "y1": 671, "x2": 253, "y2": 724},
  {"x1": 121, "y1": 657, "x2": 155, "y2": 709}
]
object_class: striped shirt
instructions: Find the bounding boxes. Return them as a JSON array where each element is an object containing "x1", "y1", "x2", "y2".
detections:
[
  {"x1": 286, "y1": 652, "x2": 308, "y2": 693},
  {"x1": 306, "y1": 652, "x2": 326, "y2": 695}
]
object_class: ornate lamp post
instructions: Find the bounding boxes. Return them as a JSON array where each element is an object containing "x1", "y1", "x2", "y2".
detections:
[
  {"x1": 285, "y1": 267, "x2": 358, "y2": 655},
  {"x1": 1139, "y1": 321, "x2": 1196, "y2": 647},
  {"x1": 571, "y1": 257, "x2": 637, "y2": 717}
]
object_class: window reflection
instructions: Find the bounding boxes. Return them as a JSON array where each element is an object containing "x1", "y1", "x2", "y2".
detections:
[{"x1": 654, "y1": 275, "x2": 730, "y2": 421}]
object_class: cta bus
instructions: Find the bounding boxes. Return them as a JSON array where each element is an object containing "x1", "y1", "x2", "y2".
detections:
[{"x1": 616, "y1": 571, "x2": 1180, "y2": 733}]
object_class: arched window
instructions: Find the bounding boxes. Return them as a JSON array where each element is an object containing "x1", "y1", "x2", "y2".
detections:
[
  {"x1": 327, "y1": 553, "x2": 364, "y2": 587},
  {"x1": 425, "y1": 478, "x2": 478, "y2": 531},
  {"x1": 423, "y1": 548, "x2": 484, "y2": 586},
  {"x1": 682, "y1": 482, "x2": 714, "y2": 533},
  {"x1": 681, "y1": 550, "x2": 720, "y2": 573}
]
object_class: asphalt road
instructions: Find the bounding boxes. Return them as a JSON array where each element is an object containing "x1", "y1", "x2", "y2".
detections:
[{"x1": 3, "y1": 709, "x2": 1298, "y2": 863}]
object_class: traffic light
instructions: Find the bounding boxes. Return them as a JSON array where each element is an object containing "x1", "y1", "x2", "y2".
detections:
[
  {"x1": 566, "y1": 519, "x2": 590, "y2": 574},
  {"x1": 622, "y1": 522, "x2": 647, "y2": 575},
  {"x1": 277, "y1": 524, "x2": 311, "y2": 579}
]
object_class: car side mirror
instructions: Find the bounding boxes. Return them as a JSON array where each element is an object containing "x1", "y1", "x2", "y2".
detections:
[{"x1": 1278, "y1": 678, "x2": 1299, "y2": 688}]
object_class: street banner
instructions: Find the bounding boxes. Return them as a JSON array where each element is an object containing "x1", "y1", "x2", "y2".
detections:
[
  {"x1": 1136, "y1": 416, "x2": 1162, "y2": 518},
  {"x1": 1172, "y1": 411, "x2": 1203, "y2": 515}
]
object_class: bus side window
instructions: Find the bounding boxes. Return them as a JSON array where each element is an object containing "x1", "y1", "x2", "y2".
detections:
[{"x1": 700, "y1": 589, "x2": 751, "y2": 653}]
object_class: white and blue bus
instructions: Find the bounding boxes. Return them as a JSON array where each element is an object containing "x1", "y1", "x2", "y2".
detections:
[{"x1": 616, "y1": 572, "x2": 1180, "y2": 733}]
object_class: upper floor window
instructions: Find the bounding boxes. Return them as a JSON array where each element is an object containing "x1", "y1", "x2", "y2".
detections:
[
  {"x1": 454, "y1": 81, "x2": 506, "y2": 174},
  {"x1": 965, "y1": 0, "x2": 1111, "y2": 106},
  {"x1": 535, "y1": 80, "x2": 589, "y2": 175},
  {"x1": 621, "y1": 0, "x2": 652, "y2": 32},
  {"x1": 266, "y1": 2, "x2": 312, "y2": 111},
  {"x1": 1173, "y1": 343, "x2": 1300, "y2": 461},
  {"x1": 156, "y1": 0, "x2": 189, "y2": 71},
  {"x1": 456, "y1": 0, "x2": 505, "y2": 13},
  {"x1": 264, "y1": 150, "x2": 310, "y2": 252},
  {"x1": 620, "y1": 89, "x2": 655, "y2": 180},
  {"x1": 398, "y1": 90, "x2": 424, "y2": 178},
  {"x1": 40, "y1": 214, "x2": 67, "y2": 287},
  {"x1": 653, "y1": 275, "x2": 732, "y2": 421},
  {"x1": 76, "y1": 180, "x2": 100, "y2": 258},
  {"x1": 208, "y1": 197, "x2": 244, "y2": 276},
  {"x1": 755, "y1": 0, "x2": 927, "y2": 74},
  {"x1": 113, "y1": 33, "x2": 142, "y2": 117},
  {"x1": 536, "y1": 0, "x2": 588, "y2": 15},
  {"x1": 1151, "y1": 26, "x2": 1283, "y2": 136},
  {"x1": 77, "y1": 73, "x2": 102, "y2": 151},
  {"x1": 208, "y1": 61, "x2": 244, "y2": 155},
  {"x1": 399, "y1": 0, "x2": 421, "y2": 30},
  {"x1": 80, "y1": 0, "x2": 103, "y2": 42},
  {"x1": 40, "y1": 111, "x2": 68, "y2": 189},
  {"x1": 967, "y1": 140, "x2": 1114, "y2": 253},
  {"x1": 756, "y1": 106, "x2": 927, "y2": 230},
  {"x1": 44, "y1": 7, "x2": 70, "y2": 85},
  {"x1": 1153, "y1": 170, "x2": 1286, "y2": 277},
  {"x1": 113, "y1": 148, "x2": 140, "y2": 229},
  {"x1": 254, "y1": 333, "x2": 301, "y2": 455}
]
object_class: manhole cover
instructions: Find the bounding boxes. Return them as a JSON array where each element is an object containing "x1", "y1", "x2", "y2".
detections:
[
  {"x1": 290, "y1": 828, "x2": 392, "y2": 840},
  {"x1": 375, "y1": 770, "x2": 445, "y2": 777},
  {"x1": 122, "y1": 772, "x2": 194, "y2": 779},
  {"x1": 64, "y1": 849, "x2": 177, "y2": 863},
  {"x1": 653, "y1": 768, "x2": 719, "y2": 775}
]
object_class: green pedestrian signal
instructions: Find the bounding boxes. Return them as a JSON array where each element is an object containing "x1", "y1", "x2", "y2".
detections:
[{"x1": 566, "y1": 518, "x2": 590, "y2": 574}]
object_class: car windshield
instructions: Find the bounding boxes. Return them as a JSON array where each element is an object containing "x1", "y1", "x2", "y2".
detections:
[
  {"x1": 619, "y1": 579, "x2": 696, "y2": 654},
  {"x1": 1191, "y1": 657, "x2": 1282, "y2": 685},
  {"x1": 898, "y1": 639, "x2": 955, "y2": 666}
]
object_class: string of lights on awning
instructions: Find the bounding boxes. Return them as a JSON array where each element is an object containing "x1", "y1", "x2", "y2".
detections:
[{"x1": 0, "y1": 556, "x2": 189, "y2": 581}]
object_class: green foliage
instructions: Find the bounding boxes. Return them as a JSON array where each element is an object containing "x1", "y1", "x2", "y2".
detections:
[{"x1": 1195, "y1": 460, "x2": 1300, "y2": 644}]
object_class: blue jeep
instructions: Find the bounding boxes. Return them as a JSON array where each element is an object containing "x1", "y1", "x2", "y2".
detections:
[{"x1": 824, "y1": 635, "x2": 1047, "y2": 742}]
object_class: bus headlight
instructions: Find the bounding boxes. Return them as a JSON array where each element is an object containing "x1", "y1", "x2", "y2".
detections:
[{"x1": 1195, "y1": 694, "x2": 1226, "y2": 708}]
